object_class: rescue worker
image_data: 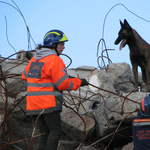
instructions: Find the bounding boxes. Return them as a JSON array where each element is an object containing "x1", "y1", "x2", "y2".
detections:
[
  {"x1": 21, "y1": 29, "x2": 89, "y2": 150},
  {"x1": 132, "y1": 94, "x2": 150, "y2": 150}
]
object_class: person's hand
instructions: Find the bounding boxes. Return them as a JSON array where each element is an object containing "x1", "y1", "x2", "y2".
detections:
[{"x1": 80, "y1": 79, "x2": 89, "y2": 86}]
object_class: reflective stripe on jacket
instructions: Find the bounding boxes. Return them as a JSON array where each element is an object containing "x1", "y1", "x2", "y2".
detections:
[
  {"x1": 22, "y1": 50, "x2": 81, "y2": 115},
  {"x1": 132, "y1": 113, "x2": 150, "y2": 150}
]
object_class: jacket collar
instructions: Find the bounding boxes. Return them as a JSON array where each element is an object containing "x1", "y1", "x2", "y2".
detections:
[{"x1": 34, "y1": 48, "x2": 57, "y2": 61}]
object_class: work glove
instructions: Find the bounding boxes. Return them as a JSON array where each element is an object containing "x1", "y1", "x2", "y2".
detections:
[{"x1": 80, "y1": 79, "x2": 89, "y2": 86}]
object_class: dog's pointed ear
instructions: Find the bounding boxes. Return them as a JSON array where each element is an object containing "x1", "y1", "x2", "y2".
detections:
[
  {"x1": 124, "y1": 19, "x2": 132, "y2": 30},
  {"x1": 120, "y1": 20, "x2": 124, "y2": 28}
]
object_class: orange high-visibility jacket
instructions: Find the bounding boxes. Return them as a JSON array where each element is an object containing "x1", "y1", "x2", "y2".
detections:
[{"x1": 22, "y1": 48, "x2": 81, "y2": 115}]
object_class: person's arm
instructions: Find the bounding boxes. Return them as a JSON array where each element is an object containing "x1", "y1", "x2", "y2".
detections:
[{"x1": 47, "y1": 56, "x2": 82, "y2": 91}]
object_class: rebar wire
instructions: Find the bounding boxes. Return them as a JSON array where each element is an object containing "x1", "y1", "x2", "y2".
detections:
[
  {"x1": 0, "y1": 1, "x2": 36, "y2": 51},
  {"x1": 28, "y1": 109, "x2": 45, "y2": 150},
  {"x1": 4, "y1": 16, "x2": 17, "y2": 53},
  {"x1": 10, "y1": 0, "x2": 34, "y2": 50},
  {"x1": 97, "y1": 38, "x2": 110, "y2": 60},
  {"x1": 96, "y1": 38, "x2": 115, "y2": 70},
  {"x1": 63, "y1": 94, "x2": 78, "y2": 110},
  {"x1": 0, "y1": 50, "x2": 33, "y2": 64},
  {"x1": 63, "y1": 105, "x2": 86, "y2": 150},
  {"x1": 0, "y1": 141, "x2": 23, "y2": 150},
  {"x1": 88, "y1": 126, "x2": 131, "y2": 148},
  {"x1": 3, "y1": 116, "x2": 28, "y2": 150},
  {"x1": 0, "y1": 133, "x2": 45, "y2": 148},
  {"x1": 88, "y1": 83, "x2": 140, "y2": 104},
  {"x1": 61, "y1": 53, "x2": 72, "y2": 68},
  {"x1": 11, "y1": 0, "x2": 36, "y2": 50},
  {"x1": 97, "y1": 38, "x2": 112, "y2": 69}
]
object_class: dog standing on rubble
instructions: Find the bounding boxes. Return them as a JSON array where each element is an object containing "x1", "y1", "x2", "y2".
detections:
[{"x1": 114, "y1": 19, "x2": 150, "y2": 91}]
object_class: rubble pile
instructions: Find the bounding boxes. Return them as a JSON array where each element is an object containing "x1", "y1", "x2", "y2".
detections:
[{"x1": 0, "y1": 58, "x2": 148, "y2": 150}]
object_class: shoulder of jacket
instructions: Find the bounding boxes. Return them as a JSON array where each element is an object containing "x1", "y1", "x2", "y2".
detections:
[
  {"x1": 43, "y1": 55, "x2": 63, "y2": 65},
  {"x1": 32, "y1": 56, "x2": 36, "y2": 61},
  {"x1": 50, "y1": 55, "x2": 63, "y2": 61}
]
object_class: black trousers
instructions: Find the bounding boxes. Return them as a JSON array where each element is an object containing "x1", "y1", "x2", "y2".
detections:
[{"x1": 36, "y1": 111, "x2": 62, "y2": 150}]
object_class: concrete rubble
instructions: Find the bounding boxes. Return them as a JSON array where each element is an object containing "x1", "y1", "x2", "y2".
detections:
[{"x1": 0, "y1": 56, "x2": 149, "y2": 150}]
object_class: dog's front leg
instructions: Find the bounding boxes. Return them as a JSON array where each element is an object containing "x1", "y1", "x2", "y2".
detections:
[
  {"x1": 132, "y1": 65, "x2": 138, "y2": 91},
  {"x1": 145, "y1": 67, "x2": 150, "y2": 92}
]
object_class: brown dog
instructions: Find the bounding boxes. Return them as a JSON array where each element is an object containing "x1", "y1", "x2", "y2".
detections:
[{"x1": 114, "y1": 19, "x2": 150, "y2": 91}]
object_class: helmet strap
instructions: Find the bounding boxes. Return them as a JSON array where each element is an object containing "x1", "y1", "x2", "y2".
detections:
[{"x1": 54, "y1": 43, "x2": 59, "y2": 56}]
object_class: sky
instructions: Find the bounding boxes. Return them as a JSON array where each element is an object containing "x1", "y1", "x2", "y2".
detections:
[{"x1": 0, "y1": 0, "x2": 150, "y2": 70}]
